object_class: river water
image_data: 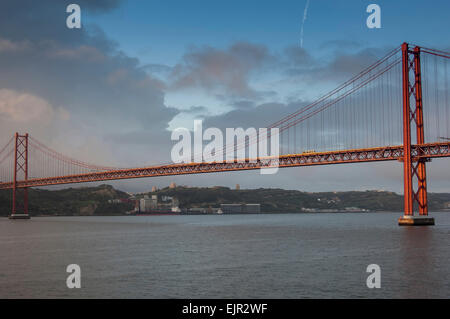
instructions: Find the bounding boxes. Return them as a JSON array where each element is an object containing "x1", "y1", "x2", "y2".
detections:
[{"x1": 0, "y1": 212, "x2": 449, "y2": 298}]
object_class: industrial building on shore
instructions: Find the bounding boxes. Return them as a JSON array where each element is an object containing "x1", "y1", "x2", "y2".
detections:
[{"x1": 220, "y1": 203, "x2": 260, "y2": 214}]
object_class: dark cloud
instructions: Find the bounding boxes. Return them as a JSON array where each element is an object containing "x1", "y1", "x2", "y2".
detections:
[
  {"x1": 0, "y1": 1, "x2": 120, "y2": 49},
  {"x1": 77, "y1": 0, "x2": 122, "y2": 11},
  {"x1": 182, "y1": 105, "x2": 208, "y2": 115},
  {"x1": 203, "y1": 101, "x2": 305, "y2": 130},
  {"x1": 142, "y1": 63, "x2": 173, "y2": 75},
  {"x1": 281, "y1": 46, "x2": 317, "y2": 77},
  {"x1": 321, "y1": 49, "x2": 379, "y2": 78},
  {"x1": 319, "y1": 39, "x2": 364, "y2": 50},
  {"x1": 282, "y1": 45, "x2": 397, "y2": 85},
  {"x1": 232, "y1": 100, "x2": 255, "y2": 109},
  {"x1": 0, "y1": 0, "x2": 177, "y2": 167},
  {"x1": 283, "y1": 46, "x2": 315, "y2": 66},
  {"x1": 169, "y1": 42, "x2": 273, "y2": 99}
]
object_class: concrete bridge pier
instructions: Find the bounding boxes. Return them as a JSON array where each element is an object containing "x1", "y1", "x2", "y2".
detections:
[
  {"x1": 9, "y1": 214, "x2": 31, "y2": 220},
  {"x1": 398, "y1": 215, "x2": 435, "y2": 226}
]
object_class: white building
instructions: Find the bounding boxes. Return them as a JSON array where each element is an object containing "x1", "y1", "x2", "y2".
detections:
[{"x1": 139, "y1": 195, "x2": 158, "y2": 212}]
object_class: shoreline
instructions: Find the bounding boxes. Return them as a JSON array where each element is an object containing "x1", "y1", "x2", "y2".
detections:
[{"x1": 2, "y1": 211, "x2": 450, "y2": 218}]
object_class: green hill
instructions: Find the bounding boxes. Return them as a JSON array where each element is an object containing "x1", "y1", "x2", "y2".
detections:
[
  {"x1": 0, "y1": 184, "x2": 133, "y2": 217},
  {"x1": 150, "y1": 186, "x2": 450, "y2": 213},
  {"x1": 1, "y1": 184, "x2": 450, "y2": 216}
]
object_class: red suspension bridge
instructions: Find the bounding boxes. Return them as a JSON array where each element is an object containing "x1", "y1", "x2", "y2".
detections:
[{"x1": 1, "y1": 43, "x2": 450, "y2": 224}]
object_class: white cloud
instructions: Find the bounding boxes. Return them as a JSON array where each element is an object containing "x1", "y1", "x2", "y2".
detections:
[
  {"x1": 0, "y1": 38, "x2": 30, "y2": 52},
  {"x1": 49, "y1": 45, "x2": 106, "y2": 62},
  {"x1": 0, "y1": 89, "x2": 56, "y2": 123}
]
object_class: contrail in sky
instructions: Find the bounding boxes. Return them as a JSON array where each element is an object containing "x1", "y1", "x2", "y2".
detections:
[{"x1": 300, "y1": 0, "x2": 310, "y2": 48}]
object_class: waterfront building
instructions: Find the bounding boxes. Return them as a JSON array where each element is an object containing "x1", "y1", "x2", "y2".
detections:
[{"x1": 220, "y1": 203, "x2": 261, "y2": 214}]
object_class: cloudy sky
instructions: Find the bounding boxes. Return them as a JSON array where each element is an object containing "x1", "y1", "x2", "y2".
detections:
[{"x1": 1, "y1": 0, "x2": 449, "y2": 193}]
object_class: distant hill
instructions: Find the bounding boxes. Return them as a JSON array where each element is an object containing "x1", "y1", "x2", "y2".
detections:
[
  {"x1": 150, "y1": 186, "x2": 450, "y2": 213},
  {"x1": 0, "y1": 184, "x2": 133, "y2": 217},
  {"x1": 1, "y1": 184, "x2": 449, "y2": 216}
]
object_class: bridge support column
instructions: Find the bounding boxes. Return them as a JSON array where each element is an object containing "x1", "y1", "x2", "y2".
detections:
[
  {"x1": 9, "y1": 133, "x2": 30, "y2": 220},
  {"x1": 399, "y1": 43, "x2": 433, "y2": 226}
]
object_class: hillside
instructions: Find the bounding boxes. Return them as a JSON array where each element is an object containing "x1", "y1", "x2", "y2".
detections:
[
  {"x1": 150, "y1": 186, "x2": 450, "y2": 213},
  {"x1": 1, "y1": 185, "x2": 450, "y2": 216},
  {"x1": 0, "y1": 185, "x2": 133, "y2": 217}
]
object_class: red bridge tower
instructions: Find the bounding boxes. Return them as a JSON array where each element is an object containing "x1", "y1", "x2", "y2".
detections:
[
  {"x1": 9, "y1": 133, "x2": 30, "y2": 219},
  {"x1": 399, "y1": 43, "x2": 434, "y2": 225}
]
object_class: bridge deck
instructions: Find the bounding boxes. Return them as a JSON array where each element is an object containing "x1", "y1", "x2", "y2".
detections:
[{"x1": 1, "y1": 142, "x2": 449, "y2": 189}]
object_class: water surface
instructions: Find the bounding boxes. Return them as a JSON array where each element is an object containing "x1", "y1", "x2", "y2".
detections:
[{"x1": 0, "y1": 212, "x2": 449, "y2": 298}]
